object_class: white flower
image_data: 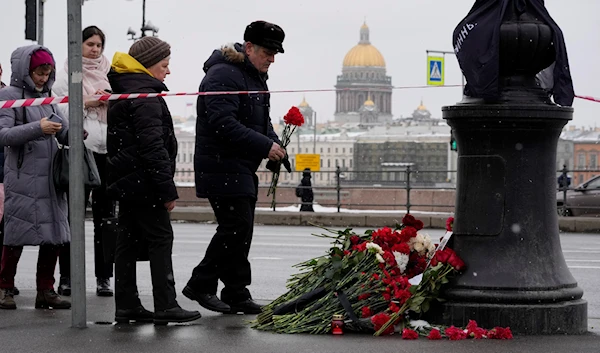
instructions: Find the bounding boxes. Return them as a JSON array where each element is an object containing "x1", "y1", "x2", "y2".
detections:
[
  {"x1": 414, "y1": 242, "x2": 425, "y2": 254},
  {"x1": 393, "y1": 251, "x2": 409, "y2": 274},
  {"x1": 366, "y1": 242, "x2": 384, "y2": 255},
  {"x1": 375, "y1": 253, "x2": 385, "y2": 263}
]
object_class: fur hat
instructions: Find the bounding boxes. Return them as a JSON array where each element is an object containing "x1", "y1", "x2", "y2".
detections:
[
  {"x1": 129, "y1": 37, "x2": 171, "y2": 68},
  {"x1": 244, "y1": 21, "x2": 285, "y2": 53}
]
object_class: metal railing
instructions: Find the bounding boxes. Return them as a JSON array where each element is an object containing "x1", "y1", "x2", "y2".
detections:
[{"x1": 175, "y1": 166, "x2": 600, "y2": 215}]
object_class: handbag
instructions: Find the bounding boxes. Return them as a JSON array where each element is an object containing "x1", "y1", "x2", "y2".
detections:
[{"x1": 53, "y1": 142, "x2": 102, "y2": 192}]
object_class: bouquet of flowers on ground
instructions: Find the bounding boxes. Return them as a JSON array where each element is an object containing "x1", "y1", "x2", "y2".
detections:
[
  {"x1": 267, "y1": 106, "x2": 305, "y2": 207},
  {"x1": 251, "y1": 215, "x2": 463, "y2": 334}
]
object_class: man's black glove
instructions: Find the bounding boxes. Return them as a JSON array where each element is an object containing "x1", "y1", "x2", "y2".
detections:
[{"x1": 266, "y1": 155, "x2": 292, "y2": 173}]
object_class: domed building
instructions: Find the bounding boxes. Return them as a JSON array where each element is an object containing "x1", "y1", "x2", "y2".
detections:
[{"x1": 334, "y1": 22, "x2": 393, "y2": 124}]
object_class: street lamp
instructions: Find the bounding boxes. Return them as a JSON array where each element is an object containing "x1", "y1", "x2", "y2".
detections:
[{"x1": 126, "y1": 0, "x2": 159, "y2": 40}]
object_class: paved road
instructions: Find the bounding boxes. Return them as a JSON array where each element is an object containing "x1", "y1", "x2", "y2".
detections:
[
  {"x1": 10, "y1": 222, "x2": 600, "y2": 320},
  {"x1": 3, "y1": 222, "x2": 600, "y2": 352}
]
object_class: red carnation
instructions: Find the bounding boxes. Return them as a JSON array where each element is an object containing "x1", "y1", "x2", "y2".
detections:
[
  {"x1": 488, "y1": 327, "x2": 513, "y2": 340},
  {"x1": 350, "y1": 235, "x2": 361, "y2": 245},
  {"x1": 383, "y1": 251, "x2": 397, "y2": 267},
  {"x1": 393, "y1": 289, "x2": 412, "y2": 305},
  {"x1": 446, "y1": 217, "x2": 454, "y2": 232},
  {"x1": 428, "y1": 329, "x2": 442, "y2": 340},
  {"x1": 372, "y1": 273, "x2": 380, "y2": 281},
  {"x1": 445, "y1": 326, "x2": 467, "y2": 340},
  {"x1": 343, "y1": 250, "x2": 351, "y2": 256},
  {"x1": 399, "y1": 227, "x2": 417, "y2": 242},
  {"x1": 382, "y1": 292, "x2": 391, "y2": 302},
  {"x1": 371, "y1": 313, "x2": 394, "y2": 335},
  {"x1": 446, "y1": 248, "x2": 466, "y2": 271},
  {"x1": 357, "y1": 293, "x2": 371, "y2": 301},
  {"x1": 402, "y1": 328, "x2": 419, "y2": 340},
  {"x1": 283, "y1": 106, "x2": 305, "y2": 126},
  {"x1": 389, "y1": 301, "x2": 401, "y2": 313},
  {"x1": 353, "y1": 242, "x2": 367, "y2": 252},
  {"x1": 466, "y1": 320, "x2": 487, "y2": 339},
  {"x1": 392, "y1": 243, "x2": 410, "y2": 254},
  {"x1": 361, "y1": 306, "x2": 373, "y2": 318},
  {"x1": 402, "y1": 214, "x2": 424, "y2": 231}
]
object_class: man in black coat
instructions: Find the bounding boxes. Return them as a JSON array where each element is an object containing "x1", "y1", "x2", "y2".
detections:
[{"x1": 183, "y1": 21, "x2": 287, "y2": 314}]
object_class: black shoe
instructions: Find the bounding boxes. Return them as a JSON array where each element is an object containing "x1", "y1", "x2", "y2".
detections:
[
  {"x1": 115, "y1": 306, "x2": 154, "y2": 324},
  {"x1": 182, "y1": 286, "x2": 231, "y2": 313},
  {"x1": 154, "y1": 306, "x2": 201, "y2": 326},
  {"x1": 57, "y1": 277, "x2": 71, "y2": 297},
  {"x1": 225, "y1": 298, "x2": 263, "y2": 315},
  {"x1": 12, "y1": 287, "x2": 19, "y2": 296},
  {"x1": 35, "y1": 289, "x2": 71, "y2": 309},
  {"x1": 96, "y1": 278, "x2": 113, "y2": 297}
]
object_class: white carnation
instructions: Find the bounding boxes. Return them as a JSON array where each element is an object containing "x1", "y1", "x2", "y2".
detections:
[
  {"x1": 375, "y1": 253, "x2": 385, "y2": 263},
  {"x1": 366, "y1": 242, "x2": 384, "y2": 255},
  {"x1": 393, "y1": 251, "x2": 409, "y2": 274}
]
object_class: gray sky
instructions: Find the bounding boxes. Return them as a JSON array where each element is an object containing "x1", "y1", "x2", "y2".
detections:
[{"x1": 1, "y1": 0, "x2": 598, "y2": 127}]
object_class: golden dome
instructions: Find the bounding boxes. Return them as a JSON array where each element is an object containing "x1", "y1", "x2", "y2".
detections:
[
  {"x1": 417, "y1": 99, "x2": 427, "y2": 111},
  {"x1": 343, "y1": 45, "x2": 386, "y2": 67},
  {"x1": 342, "y1": 22, "x2": 385, "y2": 67},
  {"x1": 364, "y1": 98, "x2": 375, "y2": 106},
  {"x1": 298, "y1": 96, "x2": 309, "y2": 107}
]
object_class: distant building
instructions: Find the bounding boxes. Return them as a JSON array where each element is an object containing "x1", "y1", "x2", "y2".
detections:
[{"x1": 334, "y1": 22, "x2": 392, "y2": 124}]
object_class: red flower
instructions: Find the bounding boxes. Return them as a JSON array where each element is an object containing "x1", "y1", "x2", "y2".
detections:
[
  {"x1": 283, "y1": 106, "x2": 305, "y2": 126},
  {"x1": 350, "y1": 235, "x2": 361, "y2": 245},
  {"x1": 445, "y1": 326, "x2": 467, "y2": 340},
  {"x1": 488, "y1": 327, "x2": 513, "y2": 340},
  {"x1": 371, "y1": 313, "x2": 394, "y2": 335},
  {"x1": 466, "y1": 320, "x2": 487, "y2": 339},
  {"x1": 393, "y1": 289, "x2": 412, "y2": 305},
  {"x1": 343, "y1": 250, "x2": 351, "y2": 256},
  {"x1": 353, "y1": 242, "x2": 367, "y2": 252},
  {"x1": 402, "y1": 328, "x2": 419, "y2": 340},
  {"x1": 446, "y1": 248, "x2": 466, "y2": 271},
  {"x1": 383, "y1": 251, "x2": 397, "y2": 267},
  {"x1": 372, "y1": 273, "x2": 380, "y2": 281},
  {"x1": 357, "y1": 293, "x2": 371, "y2": 301},
  {"x1": 446, "y1": 217, "x2": 454, "y2": 231},
  {"x1": 428, "y1": 329, "x2": 442, "y2": 340},
  {"x1": 392, "y1": 243, "x2": 410, "y2": 254},
  {"x1": 389, "y1": 301, "x2": 401, "y2": 313},
  {"x1": 402, "y1": 214, "x2": 424, "y2": 231},
  {"x1": 399, "y1": 227, "x2": 417, "y2": 242},
  {"x1": 360, "y1": 306, "x2": 372, "y2": 318},
  {"x1": 382, "y1": 292, "x2": 391, "y2": 302}
]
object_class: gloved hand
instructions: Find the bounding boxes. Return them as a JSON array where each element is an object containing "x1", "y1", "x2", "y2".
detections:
[
  {"x1": 282, "y1": 155, "x2": 292, "y2": 173},
  {"x1": 266, "y1": 160, "x2": 281, "y2": 173}
]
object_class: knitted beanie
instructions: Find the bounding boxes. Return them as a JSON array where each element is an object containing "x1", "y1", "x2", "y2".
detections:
[{"x1": 128, "y1": 37, "x2": 171, "y2": 68}]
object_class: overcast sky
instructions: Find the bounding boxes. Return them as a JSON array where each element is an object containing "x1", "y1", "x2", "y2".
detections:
[{"x1": 1, "y1": 0, "x2": 598, "y2": 127}]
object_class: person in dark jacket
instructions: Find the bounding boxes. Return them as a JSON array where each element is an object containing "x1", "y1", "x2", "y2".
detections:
[
  {"x1": 183, "y1": 21, "x2": 287, "y2": 314},
  {"x1": 298, "y1": 168, "x2": 315, "y2": 212},
  {"x1": 106, "y1": 36, "x2": 200, "y2": 325}
]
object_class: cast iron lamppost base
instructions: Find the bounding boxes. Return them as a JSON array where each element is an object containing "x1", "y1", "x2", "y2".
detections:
[{"x1": 439, "y1": 1, "x2": 587, "y2": 334}]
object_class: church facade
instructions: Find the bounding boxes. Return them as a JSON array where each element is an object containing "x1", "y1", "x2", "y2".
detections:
[{"x1": 334, "y1": 23, "x2": 393, "y2": 124}]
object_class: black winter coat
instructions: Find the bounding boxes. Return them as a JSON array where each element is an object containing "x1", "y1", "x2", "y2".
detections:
[
  {"x1": 195, "y1": 43, "x2": 281, "y2": 199},
  {"x1": 106, "y1": 71, "x2": 178, "y2": 205}
]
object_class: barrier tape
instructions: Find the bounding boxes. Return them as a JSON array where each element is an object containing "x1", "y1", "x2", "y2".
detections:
[
  {"x1": 0, "y1": 85, "x2": 463, "y2": 110},
  {"x1": 0, "y1": 85, "x2": 596, "y2": 110},
  {"x1": 575, "y1": 95, "x2": 600, "y2": 103}
]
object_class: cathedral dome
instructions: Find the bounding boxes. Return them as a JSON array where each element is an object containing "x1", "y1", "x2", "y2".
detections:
[{"x1": 342, "y1": 23, "x2": 386, "y2": 68}]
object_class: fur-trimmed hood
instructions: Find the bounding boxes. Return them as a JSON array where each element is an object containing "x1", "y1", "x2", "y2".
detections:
[{"x1": 203, "y1": 42, "x2": 265, "y2": 78}]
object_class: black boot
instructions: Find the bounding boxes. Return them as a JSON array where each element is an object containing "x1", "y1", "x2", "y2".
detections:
[
  {"x1": 57, "y1": 277, "x2": 71, "y2": 296},
  {"x1": 154, "y1": 306, "x2": 201, "y2": 326},
  {"x1": 115, "y1": 305, "x2": 154, "y2": 323},
  {"x1": 96, "y1": 278, "x2": 113, "y2": 297},
  {"x1": 182, "y1": 286, "x2": 230, "y2": 313}
]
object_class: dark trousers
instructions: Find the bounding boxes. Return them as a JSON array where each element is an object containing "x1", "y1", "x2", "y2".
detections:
[
  {"x1": 187, "y1": 196, "x2": 256, "y2": 302},
  {"x1": 0, "y1": 245, "x2": 59, "y2": 290},
  {"x1": 115, "y1": 202, "x2": 177, "y2": 311},
  {"x1": 59, "y1": 152, "x2": 115, "y2": 280}
]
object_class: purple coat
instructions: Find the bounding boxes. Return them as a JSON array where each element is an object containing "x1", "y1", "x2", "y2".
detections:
[{"x1": 0, "y1": 45, "x2": 69, "y2": 246}]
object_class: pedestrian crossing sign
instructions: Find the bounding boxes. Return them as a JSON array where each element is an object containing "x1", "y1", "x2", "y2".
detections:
[{"x1": 427, "y1": 56, "x2": 444, "y2": 86}]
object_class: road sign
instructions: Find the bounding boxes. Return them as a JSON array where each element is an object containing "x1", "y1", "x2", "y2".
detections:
[
  {"x1": 427, "y1": 56, "x2": 444, "y2": 86},
  {"x1": 296, "y1": 154, "x2": 320, "y2": 172}
]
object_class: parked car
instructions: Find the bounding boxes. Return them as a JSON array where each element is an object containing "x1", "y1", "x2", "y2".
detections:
[{"x1": 557, "y1": 175, "x2": 600, "y2": 216}]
